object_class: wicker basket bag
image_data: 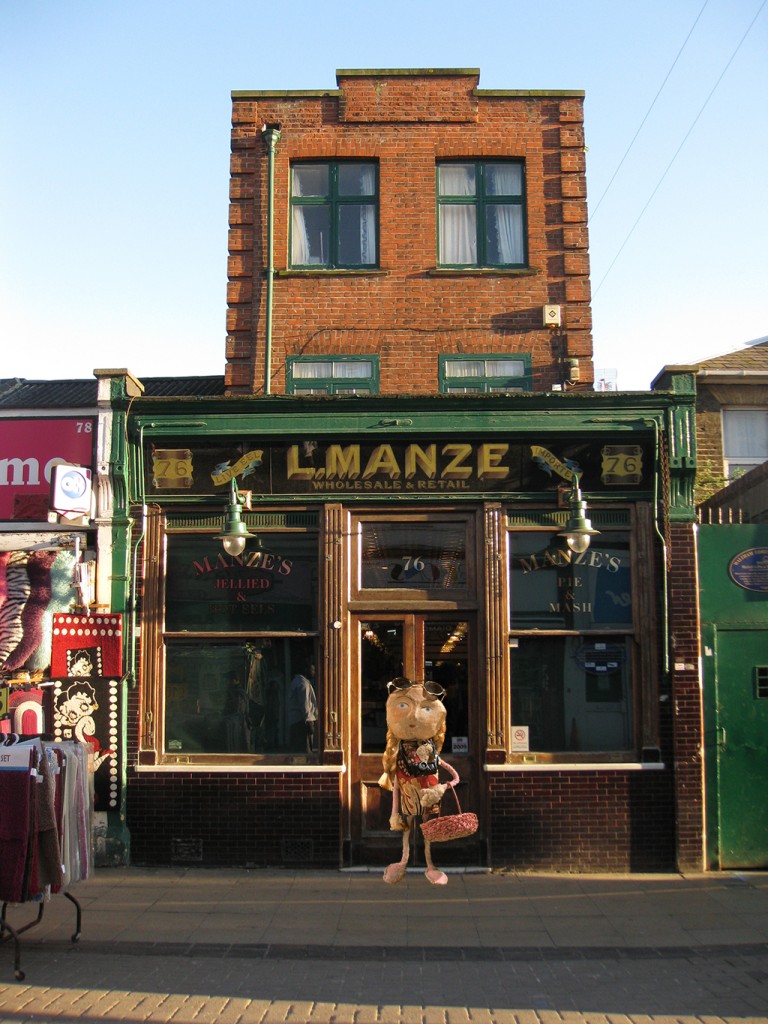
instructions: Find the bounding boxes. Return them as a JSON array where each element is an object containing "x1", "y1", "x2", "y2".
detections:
[{"x1": 419, "y1": 786, "x2": 478, "y2": 843}]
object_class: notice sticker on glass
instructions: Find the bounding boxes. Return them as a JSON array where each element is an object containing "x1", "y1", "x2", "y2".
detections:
[{"x1": 511, "y1": 726, "x2": 529, "y2": 752}]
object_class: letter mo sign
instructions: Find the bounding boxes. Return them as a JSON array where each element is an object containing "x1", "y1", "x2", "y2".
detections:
[{"x1": 0, "y1": 418, "x2": 95, "y2": 521}]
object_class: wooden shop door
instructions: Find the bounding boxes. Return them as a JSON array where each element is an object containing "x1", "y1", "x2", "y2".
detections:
[{"x1": 348, "y1": 613, "x2": 483, "y2": 866}]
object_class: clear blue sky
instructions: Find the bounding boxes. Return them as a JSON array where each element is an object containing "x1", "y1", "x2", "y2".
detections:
[{"x1": 1, "y1": 0, "x2": 766, "y2": 391}]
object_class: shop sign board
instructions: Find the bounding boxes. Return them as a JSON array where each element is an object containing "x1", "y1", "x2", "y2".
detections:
[
  {"x1": 147, "y1": 437, "x2": 651, "y2": 498},
  {"x1": 0, "y1": 418, "x2": 95, "y2": 521}
]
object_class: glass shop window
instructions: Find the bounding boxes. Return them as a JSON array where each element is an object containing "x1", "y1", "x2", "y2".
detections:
[
  {"x1": 164, "y1": 637, "x2": 318, "y2": 758},
  {"x1": 510, "y1": 636, "x2": 633, "y2": 754},
  {"x1": 509, "y1": 531, "x2": 632, "y2": 631},
  {"x1": 357, "y1": 520, "x2": 468, "y2": 594},
  {"x1": 161, "y1": 531, "x2": 319, "y2": 762},
  {"x1": 508, "y1": 529, "x2": 635, "y2": 756},
  {"x1": 164, "y1": 533, "x2": 318, "y2": 633}
]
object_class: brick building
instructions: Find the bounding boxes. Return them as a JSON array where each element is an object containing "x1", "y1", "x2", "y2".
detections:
[
  {"x1": 654, "y1": 336, "x2": 768, "y2": 503},
  {"x1": 656, "y1": 340, "x2": 768, "y2": 870},
  {"x1": 226, "y1": 68, "x2": 592, "y2": 395},
  {"x1": 122, "y1": 70, "x2": 704, "y2": 873}
]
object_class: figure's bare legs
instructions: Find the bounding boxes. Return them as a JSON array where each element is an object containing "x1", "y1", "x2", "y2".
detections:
[
  {"x1": 383, "y1": 824, "x2": 411, "y2": 884},
  {"x1": 424, "y1": 838, "x2": 448, "y2": 885}
]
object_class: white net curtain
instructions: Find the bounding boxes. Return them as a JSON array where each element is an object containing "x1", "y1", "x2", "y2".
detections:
[
  {"x1": 438, "y1": 163, "x2": 524, "y2": 266},
  {"x1": 292, "y1": 163, "x2": 376, "y2": 267}
]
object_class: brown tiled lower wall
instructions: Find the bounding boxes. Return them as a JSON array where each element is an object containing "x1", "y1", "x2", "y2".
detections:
[
  {"x1": 127, "y1": 766, "x2": 677, "y2": 871},
  {"x1": 488, "y1": 768, "x2": 676, "y2": 872},
  {"x1": 127, "y1": 770, "x2": 342, "y2": 868}
]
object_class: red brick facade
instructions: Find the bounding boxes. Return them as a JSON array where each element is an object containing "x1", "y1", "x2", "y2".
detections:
[
  {"x1": 226, "y1": 69, "x2": 593, "y2": 395},
  {"x1": 119, "y1": 70, "x2": 704, "y2": 875}
]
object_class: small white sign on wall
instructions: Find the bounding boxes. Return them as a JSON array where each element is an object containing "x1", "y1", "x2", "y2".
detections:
[
  {"x1": 451, "y1": 736, "x2": 468, "y2": 754},
  {"x1": 511, "y1": 726, "x2": 529, "y2": 752}
]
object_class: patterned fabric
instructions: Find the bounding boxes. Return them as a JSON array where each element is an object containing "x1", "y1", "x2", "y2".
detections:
[
  {"x1": 0, "y1": 553, "x2": 31, "y2": 666},
  {"x1": 53, "y1": 677, "x2": 120, "y2": 811},
  {"x1": 30, "y1": 551, "x2": 76, "y2": 672},
  {"x1": 3, "y1": 551, "x2": 56, "y2": 671},
  {"x1": 0, "y1": 550, "x2": 77, "y2": 673},
  {"x1": 51, "y1": 613, "x2": 122, "y2": 677}
]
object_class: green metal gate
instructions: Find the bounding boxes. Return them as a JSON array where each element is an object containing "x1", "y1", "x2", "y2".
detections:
[
  {"x1": 699, "y1": 524, "x2": 768, "y2": 869},
  {"x1": 714, "y1": 627, "x2": 768, "y2": 868}
]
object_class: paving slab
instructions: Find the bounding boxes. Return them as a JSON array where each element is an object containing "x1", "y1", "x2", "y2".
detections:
[{"x1": 3, "y1": 868, "x2": 768, "y2": 1023}]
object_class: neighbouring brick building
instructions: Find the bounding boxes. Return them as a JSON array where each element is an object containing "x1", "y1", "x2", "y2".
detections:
[
  {"x1": 654, "y1": 336, "x2": 768, "y2": 503},
  {"x1": 656, "y1": 340, "x2": 768, "y2": 870},
  {"x1": 122, "y1": 70, "x2": 704, "y2": 873}
]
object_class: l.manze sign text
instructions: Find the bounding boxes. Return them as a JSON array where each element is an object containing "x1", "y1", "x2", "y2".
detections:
[{"x1": 149, "y1": 438, "x2": 650, "y2": 496}]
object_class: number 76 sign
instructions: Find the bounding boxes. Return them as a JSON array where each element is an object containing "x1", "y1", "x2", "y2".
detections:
[{"x1": 601, "y1": 445, "x2": 643, "y2": 485}]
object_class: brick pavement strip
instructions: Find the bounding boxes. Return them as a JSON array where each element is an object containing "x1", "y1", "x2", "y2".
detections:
[
  {"x1": 323, "y1": 1005, "x2": 367, "y2": 1023},
  {"x1": 192, "y1": 994, "x2": 254, "y2": 1024},
  {"x1": 1, "y1": 948, "x2": 768, "y2": 1024}
]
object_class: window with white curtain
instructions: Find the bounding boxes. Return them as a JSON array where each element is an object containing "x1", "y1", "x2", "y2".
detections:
[
  {"x1": 437, "y1": 161, "x2": 526, "y2": 268},
  {"x1": 287, "y1": 356, "x2": 379, "y2": 395},
  {"x1": 439, "y1": 354, "x2": 531, "y2": 393},
  {"x1": 291, "y1": 162, "x2": 378, "y2": 269},
  {"x1": 722, "y1": 408, "x2": 768, "y2": 479}
]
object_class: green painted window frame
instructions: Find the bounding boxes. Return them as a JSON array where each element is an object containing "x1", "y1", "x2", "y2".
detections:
[
  {"x1": 436, "y1": 160, "x2": 527, "y2": 269},
  {"x1": 439, "y1": 354, "x2": 532, "y2": 394},
  {"x1": 287, "y1": 355, "x2": 380, "y2": 395},
  {"x1": 290, "y1": 161, "x2": 379, "y2": 270}
]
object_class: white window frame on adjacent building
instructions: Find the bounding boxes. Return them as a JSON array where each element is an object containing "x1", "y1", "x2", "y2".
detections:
[{"x1": 722, "y1": 407, "x2": 768, "y2": 480}]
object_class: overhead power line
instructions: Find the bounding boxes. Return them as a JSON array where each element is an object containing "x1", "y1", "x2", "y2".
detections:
[
  {"x1": 589, "y1": 0, "x2": 711, "y2": 223},
  {"x1": 594, "y1": 0, "x2": 767, "y2": 297}
]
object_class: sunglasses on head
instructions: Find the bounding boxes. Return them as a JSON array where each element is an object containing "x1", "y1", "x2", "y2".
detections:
[{"x1": 386, "y1": 676, "x2": 446, "y2": 700}]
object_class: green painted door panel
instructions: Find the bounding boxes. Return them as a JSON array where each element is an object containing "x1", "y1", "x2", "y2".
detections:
[{"x1": 716, "y1": 629, "x2": 768, "y2": 868}]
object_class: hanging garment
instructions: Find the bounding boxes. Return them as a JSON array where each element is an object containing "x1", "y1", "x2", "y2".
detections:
[
  {"x1": 0, "y1": 744, "x2": 35, "y2": 903},
  {"x1": 35, "y1": 745, "x2": 63, "y2": 891},
  {"x1": 0, "y1": 738, "x2": 89, "y2": 903}
]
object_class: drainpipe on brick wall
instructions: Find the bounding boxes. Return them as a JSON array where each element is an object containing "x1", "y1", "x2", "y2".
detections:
[
  {"x1": 652, "y1": 419, "x2": 670, "y2": 676},
  {"x1": 262, "y1": 124, "x2": 281, "y2": 395}
]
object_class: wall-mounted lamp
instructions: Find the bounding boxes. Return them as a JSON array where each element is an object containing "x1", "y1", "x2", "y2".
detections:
[
  {"x1": 215, "y1": 478, "x2": 256, "y2": 556},
  {"x1": 557, "y1": 479, "x2": 600, "y2": 554}
]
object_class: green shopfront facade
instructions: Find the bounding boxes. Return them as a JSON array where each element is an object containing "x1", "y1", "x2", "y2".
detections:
[{"x1": 125, "y1": 383, "x2": 703, "y2": 871}]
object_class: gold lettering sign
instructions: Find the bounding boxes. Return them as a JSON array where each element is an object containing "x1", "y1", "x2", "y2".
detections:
[
  {"x1": 601, "y1": 445, "x2": 643, "y2": 485},
  {"x1": 530, "y1": 445, "x2": 577, "y2": 483},
  {"x1": 286, "y1": 443, "x2": 511, "y2": 483},
  {"x1": 210, "y1": 450, "x2": 264, "y2": 486},
  {"x1": 152, "y1": 449, "x2": 193, "y2": 489}
]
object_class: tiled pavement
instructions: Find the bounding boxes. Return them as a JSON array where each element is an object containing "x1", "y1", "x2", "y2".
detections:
[{"x1": 2, "y1": 867, "x2": 768, "y2": 1022}]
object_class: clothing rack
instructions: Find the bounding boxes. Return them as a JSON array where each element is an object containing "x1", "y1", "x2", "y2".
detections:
[{"x1": 0, "y1": 734, "x2": 92, "y2": 980}]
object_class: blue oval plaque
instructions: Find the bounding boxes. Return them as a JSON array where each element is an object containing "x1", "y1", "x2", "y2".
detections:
[{"x1": 729, "y1": 548, "x2": 768, "y2": 592}]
